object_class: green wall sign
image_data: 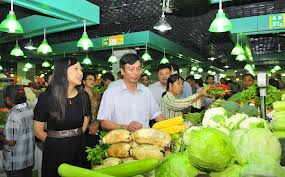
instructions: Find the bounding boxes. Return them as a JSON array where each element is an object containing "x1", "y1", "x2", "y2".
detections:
[{"x1": 269, "y1": 14, "x2": 285, "y2": 29}]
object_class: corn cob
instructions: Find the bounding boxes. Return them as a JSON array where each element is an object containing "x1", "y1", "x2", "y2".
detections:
[
  {"x1": 152, "y1": 116, "x2": 184, "y2": 129},
  {"x1": 160, "y1": 124, "x2": 188, "y2": 135}
]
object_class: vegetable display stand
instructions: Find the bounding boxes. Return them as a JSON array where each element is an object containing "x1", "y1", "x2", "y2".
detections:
[{"x1": 279, "y1": 138, "x2": 285, "y2": 166}]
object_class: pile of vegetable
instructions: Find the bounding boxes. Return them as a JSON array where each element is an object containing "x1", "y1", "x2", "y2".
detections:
[
  {"x1": 228, "y1": 84, "x2": 284, "y2": 109},
  {"x1": 206, "y1": 84, "x2": 231, "y2": 98},
  {"x1": 272, "y1": 99, "x2": 285, "y2": 139},
  {"x1": 0, "y1": 111, "x2": 8, "y2": 126}
]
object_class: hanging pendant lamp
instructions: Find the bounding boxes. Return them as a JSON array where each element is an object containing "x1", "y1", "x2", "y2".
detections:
[
  {"x1": 0, "y1": 0, "x2": 24, "y2": 33},
  {"x1": 231, "y1": 34, "x2": 245, "y2": 55},
  {"x1": 82, "y1": 55, "x2": 92, "y2": 65},
  {"x1": 37, "y1": 29, "x2": 52, "y2": 54},
  {"x1": 24, "y1": 38, "x2": 37, "y2": 50},
  {"x1": 142, "y1": 44, "x2": 152, "y2": 61},
  {"x1": 77, "y1": 20, "x2": 93, "y2": 50},
  {"x1": 42, "y1": 60, "x2": 51, "y2": 67},
  {"x1": 108, "y1": 47, "x2": 118, "y2": 63},
  {"x1": 160, "y1": 49, "x2": 169, "y2": 64},
  {"x1": 10, "y1": 40, "x2": 24, "y2": 57},
  {"x1": 209, "y1": 0, "x2": 232, "y2": 33}
]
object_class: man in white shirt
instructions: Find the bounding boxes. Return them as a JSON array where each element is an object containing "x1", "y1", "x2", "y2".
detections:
[{"x1": 148, "y1": 64, "x2": 172, "y2": 106}]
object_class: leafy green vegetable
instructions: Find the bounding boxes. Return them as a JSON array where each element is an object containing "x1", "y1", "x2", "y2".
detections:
[
  {"x1": 86, "y1": 144, "x2": 110, "y2": 165},
  {"x1": 238, "y1": 105, "x2": 259, "y2": 117},
  {"x1": 240, "y1": 153, "x2": 285, "y2": 177},
  {"x1": 211, "y1": 99, "x2": 224, "y2": 108},
  {"x1": 273, "y1": 131, "x2": 285, "y2": 139},
  {"x1": 0, "y1": 112, "x2": 8, "y2": 125},
  {"x1": 183, "y1": 112, "x2": 203, "y2": 125},
  {"x1": 225, "y1": 113, "x2": 248, "y2": 130},
  {"x1": 231, "y1": 128, "x2": 282, "y2": 165},
  {"x1": 186, "y1": 128, "x2": 233, "y2": 172},
  {"x1": 210, "y1": 164, "x2": 242, "y2": 177},
  {"x1": 93, "y1": 85, "x2": 106, "y2": 94},
  {"x1": 238, "y1": 117, "x2": 269, "y2": 129},
  {"x1": 228, "y1": 84, "x2": 285, "y2": 109},
  {"x1": 220, "y1": 101, "x2": 240, "y2": 117},
  {"x1": 155, "y1": 153, "x2": 199, "y2": 177}
]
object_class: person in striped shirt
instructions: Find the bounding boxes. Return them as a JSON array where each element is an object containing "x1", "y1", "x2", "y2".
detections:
[{"x1": 160, "y1": 74, "x2": 207, "y2": 119}]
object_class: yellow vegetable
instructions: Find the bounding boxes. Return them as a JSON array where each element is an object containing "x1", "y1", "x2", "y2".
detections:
[
  {"x1": 152, "y1": 116, "x2": 184, "y2": 129},
  {"x1": 160, "y1": 124, "x2": 188, "y2": 135}
]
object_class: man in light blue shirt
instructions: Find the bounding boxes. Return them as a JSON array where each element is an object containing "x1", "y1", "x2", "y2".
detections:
[
  {"x1": 149, "y1": 64, "x2": 172, "y2": 106},
  {"x1": 97, "y1": 53, "x2": 165, "y2": 131}
]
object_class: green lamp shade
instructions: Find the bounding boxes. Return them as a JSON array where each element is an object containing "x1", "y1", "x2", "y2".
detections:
[
  {"x1": 191, "y1": 66, "x2": 197, "y2": 71},
  {"x1": 231, "y1": 43, "x2": 245, "y2": 55},
  {"x1": 209, "y1": 9, "x2": 232, "y2": 33},
  {"x1": 37, "y1": 40, "x2": 52, "y2": 54},
  {"x1": 244, "y1": 64, "x2": 253, "y2": 71},
  {"x1": 0, "y1": 65, "x2": 3, "y2": 70},
  {"x1": 108, "y1": 55, "x2": 118, "y2": 63},
  {"x1": 142, "y1": 51, "x2": 152, "y2": 61},
  {"x1": 82, "y1": 57, "x2": 92, "y2": 65},
  {"x1": 23, "y1": 67, "x2": 29, "y2": 72},
  {"x1": 0, "y1": 11, "x2": 24, "y2": 33},
  {"x1": 10, "y1": 46, "x2": 24, "y2": 57},
  {"x1": 25, "y1": 63, "x2": 33, "y2": 69},
  {"x1": 236, "y1": 54, "x2": 247, "y2": 61},
  {"x1": 160, "y1": 57, "x2": 169, "y2": 64},
  {"x1": 274, "y1": 65, "x2": 281, "y2": 71},
  {"x1": 42, "y1": 61, "x2": 51, "y2": 67},
  {"x1": 102, "y1": 70, "x2": 107, "y2": 74},
  {"x1": 198, "y1": 68, "x2": 203, "y2": 73},
  {"x1": 77, "y1": 32, "x2": 93, "y2": 50},
  {"x1": 51, "y1": 65, "x2": 54, "y2": 70}
]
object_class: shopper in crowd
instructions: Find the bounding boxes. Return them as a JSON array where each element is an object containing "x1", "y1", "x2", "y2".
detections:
[
  {"x1": 226, "y1": 80, "x2": 239, "y2": 94},
  {"x1": 149, "y1": 64, "x2": 172, "y2": 106},
  {"x1": 140, "y1": 74, "x2": 150, "y2": 87},
  {"x1": 242, "y1": 73, "x2": 255, "y2": 90},
  {"x1": 83, "y1": 72, "x2": 101, "y2": 138},
  {"x1": 160, "y1": 74, "x2": 207, "y2": 119},
  {"x1": 274, "y1": 73, "x2": 284, "y2": 89},
  {"x1": 97, "y1": 53, "x2": 165, "y2": 131},
  {"x1": 0, "y1": 85, "x2": 34, "y2": 177},
  {"x1": 33, "y1": 57, "x2": 91, "y2": 177},
  {"x1": 82, "y1": 72, "x2": 101, "y2": 168},
  {"x1": 102, "y1": 72, "x2": 115, "y2": 88},
  {"x1": 44, "y1": 72, "x2": 52, "y2": 88},
  {"x1": 269, "y1": 78, "x2": 280, "y2": 89},
  {"x1": 186, "y1": 75, "x2": 196, "y2": 94},
  {"x1": 170, "y1": 63, "x2": 192, "y2": 98},
  {"x1": 206, "y1": 75, "x2": 215, "y2": 85},
  {"x1": 117, "y1": 71, "x2": 123, "y2": 79},
  {"x1": 220, "y1": 78, "x2": 226, "y2": 84},
  {"x1": 194, "y1": 78, "x2": 213, "y2": 109}
]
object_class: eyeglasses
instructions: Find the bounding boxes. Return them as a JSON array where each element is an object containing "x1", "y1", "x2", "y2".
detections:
[{"x1": 85, "y1": 78, "x2": 95, "y2": 81}]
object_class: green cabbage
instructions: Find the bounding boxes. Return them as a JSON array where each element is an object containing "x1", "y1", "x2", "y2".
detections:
[
  {"x1": 240, "y1": 153, "x2": 285, "y2": 177},
  {"x1": 202, "y1": 115, "x2": 227, "y2": 128},
  {"x1": 231, "y1": 128, "x2": 282, "y2": 165},
  {"x1": 210, "y1": 164, "x2": 242, "y2": 177},
  {"x1": 273, "y1": 117, "x2": 285, "y2": 131},
  {"x1": 273, "y1": 131, "x2": 285, "y2": 139},
  {"x1": 226, "y1": 113, "x2": 248, "y2": 130},
  {"x1": 186, "y1": 128, "x2": 233, "y2": 172},
  {"x1": 155, "y1": 153, "x2": 199, "y2": 177},
  {"x1": 182, "y1": 126, "x2": 203, "y2": 145},
  {"x1": 238, "y1": 117, "x2": 269, "y2": 129}
]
